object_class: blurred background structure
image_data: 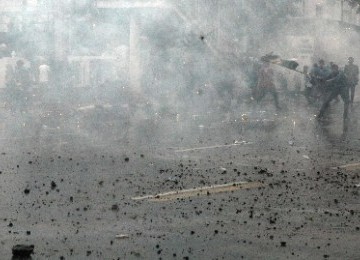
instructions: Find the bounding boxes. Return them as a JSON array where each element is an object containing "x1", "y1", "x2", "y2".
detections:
[{"x1": 0, "y1": 0, "x2": 360, "y2": 89}]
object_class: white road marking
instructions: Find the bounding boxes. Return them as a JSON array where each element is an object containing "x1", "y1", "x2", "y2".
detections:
[
  {"x1": 132, "y1": 181, "x2": 264, "y2": 202},
  {"x1": 331, "y1": 162, "x2": 360, "y2": 170},
  {"x1": 174, "y1": 142, "x2": 253, "y2": 153}
]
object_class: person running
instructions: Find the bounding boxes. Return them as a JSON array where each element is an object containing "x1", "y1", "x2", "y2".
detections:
[{"x1": 317, "y1": 64, "x2": 350, "y2": 132}]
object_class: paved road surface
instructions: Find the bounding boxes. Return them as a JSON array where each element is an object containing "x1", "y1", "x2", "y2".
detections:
[{"x1": 0, "y1": 91, "x2": 359, "y2": 259}]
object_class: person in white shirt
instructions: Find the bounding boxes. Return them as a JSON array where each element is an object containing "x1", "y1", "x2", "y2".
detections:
[{"x1": 38, "y1": 61, "x2": 51, "y2": 87}]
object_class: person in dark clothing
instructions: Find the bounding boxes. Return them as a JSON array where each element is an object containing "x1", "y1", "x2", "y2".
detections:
[
  {"x1": 13, "y1": 60, "x2": 31, "y2": 111},
  {"x1": 308, "y1": 63, "x2": 323, "y2": 104},
  {"x1": 344, "y1": 57, "x2": 359, "y2": 104},
  {"x1": 253, "y1": 60, "x2": 281, "y2": 110},
  {"x1": 303, "y1": 65, "x2": 314, "y2": 104},
  {"x1": 14, "y1": 60, "x2": 31, "y2": 87},
  {"x1": 317, "y1": 64, "x2": 350, "y2": 132},
  {"x1": 313, "y1": 59, "x2": 330, "y2": 102}
]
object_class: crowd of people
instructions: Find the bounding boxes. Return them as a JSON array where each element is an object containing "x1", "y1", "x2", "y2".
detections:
[
  {"x1": 304, "y1": 57, "x2": 358, "y2": 127},
  {"x1": 253, "y1": 56, "x2": 359, "y2": 128},
  {"x1": 2, "y1": 49, "x2": 359, "y2": 134}
]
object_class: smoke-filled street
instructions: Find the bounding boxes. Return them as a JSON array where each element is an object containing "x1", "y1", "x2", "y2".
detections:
[
  {"x1": 1, "y1": 1, "x2": 360, "y2": 260},
  {"x1": 0, "y1": 87, "x2": 359, "y2": 259}
]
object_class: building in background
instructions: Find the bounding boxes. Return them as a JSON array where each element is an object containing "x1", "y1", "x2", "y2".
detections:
[
  {"x1": 244, "y1": 0, "x2": 360, "y2": 67},
  {"x1": 1, "y1": 0, "x2": 360, "y2": 88}
]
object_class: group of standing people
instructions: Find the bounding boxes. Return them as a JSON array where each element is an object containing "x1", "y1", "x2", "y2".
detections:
[
  {"x1": 6, "y1": 58, "x2": 51, "y2": 89},
  {"x1": 5, "y1": 58, "x2": 51, "y2": 112}
]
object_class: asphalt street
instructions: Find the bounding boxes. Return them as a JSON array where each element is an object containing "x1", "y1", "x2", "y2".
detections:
[{"x1": 0, "y1": 89, "x2": 359, "y2": 260}]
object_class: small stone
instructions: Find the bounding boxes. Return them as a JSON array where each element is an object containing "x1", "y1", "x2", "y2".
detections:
[
  {"x1": 51, "y1": 181, "x2": 57, "y2": 190},
  {"x1": 111, "y1": 204, "x2": 119, "y2": 211}
]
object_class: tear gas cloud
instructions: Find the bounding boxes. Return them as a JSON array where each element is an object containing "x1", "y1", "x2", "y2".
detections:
[
  {"x1": 1, "y1": 1, "x2": 360, "y2": 259},
  {"x1": 0, "y1": 0, "x2": 359, "y2": 145}
]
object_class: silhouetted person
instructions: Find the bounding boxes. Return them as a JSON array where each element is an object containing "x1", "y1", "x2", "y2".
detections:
[
  {"x1": 317, "y1": 59, "x2": 330, "y2": 78},
  {"x1": 344, "y1": 57, "x2": 359, "y2": 103},
  {"x1": 303, "y1": 65, "x2": 313, "y2": 103},
  {"x1": 13, "y1": 60, "x2": 31, "y2": 111},
  {"x1": 314, "y1": 59, "x2": 330, "y2": 101},
  {"x1": 309, "y1": 63, "x2": 320, "y2": 103},
  {"x1": 38, "y1": 59, "x2": 51, "y2": 88},
  {"x1": 317, "y1": 64, "x2": 349, "y2": 132},
  {"x1": 14, "y1": 60, "x2": 30, "y2": 87},
  {"x1": 253, "y1": 60, "x2": 281, "y2": 110},
  {"x1": 309, "y1": 63, "x2": 318, "y2": 78}
]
